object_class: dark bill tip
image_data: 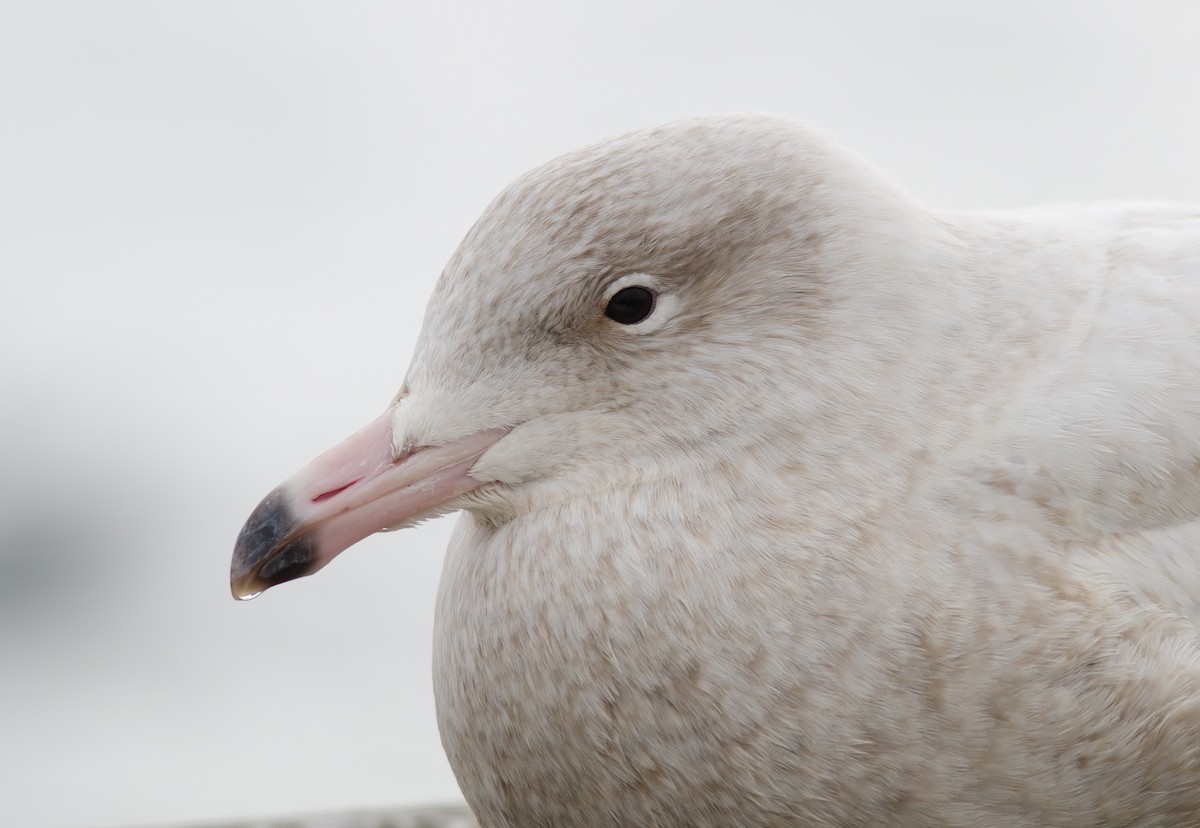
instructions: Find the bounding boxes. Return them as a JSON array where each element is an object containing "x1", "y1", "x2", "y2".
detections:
[{"x1": 230, "y1": 487, "x2": 316, "y2": 600}]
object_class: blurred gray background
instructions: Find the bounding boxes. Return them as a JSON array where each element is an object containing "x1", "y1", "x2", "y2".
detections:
[{"x1": 2, "y1": 2, "x2": 1199, "y2": 826}]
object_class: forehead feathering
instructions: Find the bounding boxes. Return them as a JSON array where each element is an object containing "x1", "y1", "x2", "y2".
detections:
[{"x1": 451, "y1": 116, "x2": 908, "y2": 285}]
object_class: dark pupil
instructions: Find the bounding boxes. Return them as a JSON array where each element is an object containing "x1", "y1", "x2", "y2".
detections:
[{"x1": 605, "y1": 286, "x2": 655, "y2": 324}]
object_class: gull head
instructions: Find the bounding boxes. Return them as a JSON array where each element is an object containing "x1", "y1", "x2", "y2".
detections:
[{"x1": 231, "y1": 113, "x2": 935, "y2": 599}]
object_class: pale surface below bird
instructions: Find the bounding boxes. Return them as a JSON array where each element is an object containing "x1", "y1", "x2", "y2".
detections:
[
  {"x1": 233, "y1": 114, "x2": 1200, "y2": 826},
  {"x1": 170, "y1": 805, "x2": 477, "y2": 828}
]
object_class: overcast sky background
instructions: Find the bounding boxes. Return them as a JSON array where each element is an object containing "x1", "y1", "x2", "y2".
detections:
[{"x1": 3, "y1": 2, "x2": 1200, "y2": 827}]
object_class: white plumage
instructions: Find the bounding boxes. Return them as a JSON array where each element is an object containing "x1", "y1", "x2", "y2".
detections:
[{"x1": 235, "y1": 114, "x2": 1200, "y2": 826}]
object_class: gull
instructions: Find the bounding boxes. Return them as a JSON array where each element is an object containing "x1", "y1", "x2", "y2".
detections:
[{"x1": 233, "y1": 114, "x2": 1200, "y2": 826}]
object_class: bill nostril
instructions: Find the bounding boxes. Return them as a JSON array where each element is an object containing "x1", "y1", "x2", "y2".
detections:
[{"x1": 312, "y1": 481, "x2": 359, "y2": 504}]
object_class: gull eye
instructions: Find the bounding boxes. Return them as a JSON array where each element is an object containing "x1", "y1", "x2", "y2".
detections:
[{"x1": 605, "y1": 286, "x2": 656, "y2": 325}]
